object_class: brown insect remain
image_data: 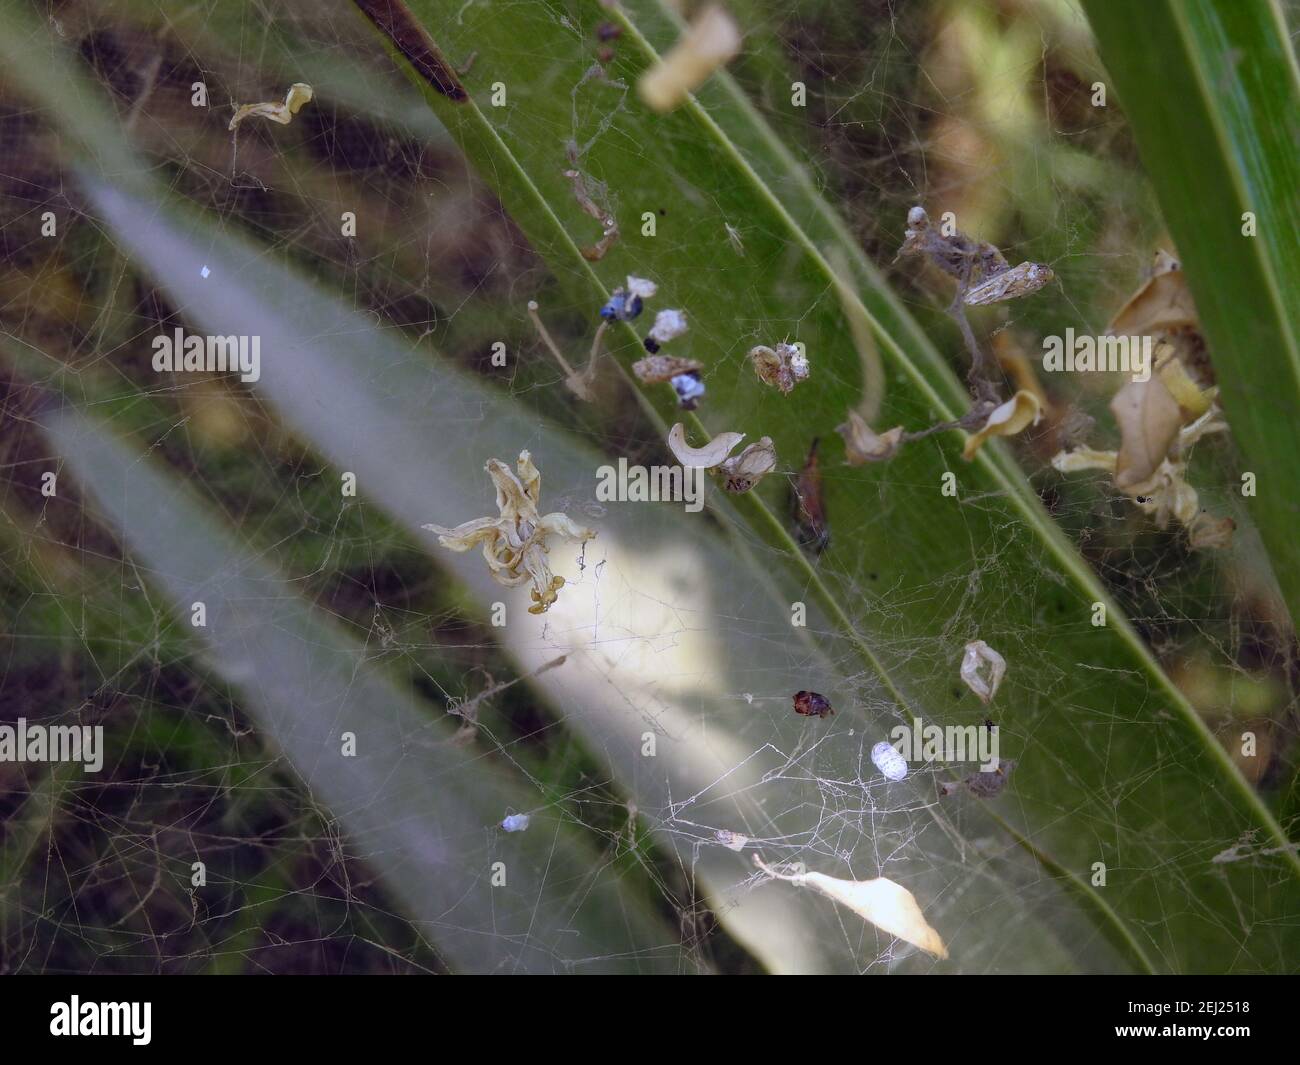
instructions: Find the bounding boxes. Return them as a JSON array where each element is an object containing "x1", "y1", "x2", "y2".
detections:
[
  {"x1": 791, "y1": 437, "x2": 830, "y2": 554},
  {"x1": 792, "y1": 691, "x2": 834, "y2": 719}
]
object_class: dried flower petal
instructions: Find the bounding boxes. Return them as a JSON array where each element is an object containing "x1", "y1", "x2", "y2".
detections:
[
  {"x1": 1050, "y1": 446, "x2": 1117, "y2": 474},
  {"x1": 647, "y1": 308, "x2": 689, "y2": 344},
  {"x1": 754, "y1": 856, "x2": 948, "y2": 960},
  {"x1": 838, "y1": 411, "x2": 904, "y2": 464},
  {"x1": 423, "y1": 451, "x2": 594, "y2": 614},
  {"x1": 633, "y1": 354, "x2": 703, "y2": 384},
  {"x1": 671, "y1": 372, "x2": 706, "y2": 409},
  {"x1": 600, "y1": 289, "x2": 642, "y2": 322},
  {"x1": 961, "y1": 390, "x2": 1041, "y2": 460},
  {"x1": 637, "y1": 4, "x2": 741, "y2": 113},
  {"x1": 719, "y1": 437, "x2": 776, "y2": 493},
  {"x1": 229, "y1": 82, "x2": 313, "y2": 131},
  {"x1": 626, "y1": 275, "x2": 658, "y2": 300},
  {"x1": 1155, "y1": 350, "x2": 1214, "y2": 418},
  {"x1": 667, "y1": 422, "x2": 745, "y2": 468},
  {"x1": 750, "y1": 342, "x2": 810, "y2": 394}
]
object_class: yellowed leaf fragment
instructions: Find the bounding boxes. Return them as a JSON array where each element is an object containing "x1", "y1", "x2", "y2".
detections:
[
  {"x1": 755, "y1": 857, "x2": 948, "y2": 959},
  {"x1": 1110, "y1": 376, "x2": 1182, "y2": 490},
  {"x1": 229, "y1": 82, "x2": 314, "y2": 131},
  {"x1": 961, "y1": 390, "x2": 1041, "y2": 460},
  {"x1": 838, "y1": 411, "x2": 904, "y2": 463},
  {"x1": 1106, "y1": 249, "x2": 1197, "y2": 336}
]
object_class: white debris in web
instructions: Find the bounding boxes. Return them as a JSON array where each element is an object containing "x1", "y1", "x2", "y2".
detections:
[
  {"x1": 647, "y1": 308, "x2": 688, "y2": 345},
  {"x1": 501, "y1": 813, "x2": 531, "y2": 833},
  {"x1": 871, "y1": 740, "x2": 908, "y2": 782},
  {"x1": 626, "y1": 275, "x2": 658, "y2": 300},
  {"x1": 715, "y1": 829, "x2": 748, "y2": 851},
  {"x1": 961, "y1": 640, "x2": 1006, "y2": 704}
]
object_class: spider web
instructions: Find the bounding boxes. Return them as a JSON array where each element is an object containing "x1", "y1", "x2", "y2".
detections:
[{"x1": 0, "y1": 0, "x2": 1296, "y2": 975}]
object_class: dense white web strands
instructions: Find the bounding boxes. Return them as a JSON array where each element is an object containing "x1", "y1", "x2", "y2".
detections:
[{"x1": 0, "y1": 0, "x2": 1295, "y2": 975}]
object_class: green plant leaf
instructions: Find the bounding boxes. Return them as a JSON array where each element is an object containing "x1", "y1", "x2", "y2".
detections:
[
  {"x1": 1080, "y1": 0, "x2": 1300, "y2": 630},
  {"x1": 30, "y1": 400, "x2": 687, "y2": 974},
  {"x1": 0, "y1": 5, "x2": 1098, "y2": 969},
  {"x1": 349, "y1": 0, "x2": 1300, "y2": 971}
]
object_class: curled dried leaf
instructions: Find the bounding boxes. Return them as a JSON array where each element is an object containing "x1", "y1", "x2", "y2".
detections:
[
  {"x1": 229, "y1": 82, "x2": 314, "y2": 131},
  {"x1": 637, "y1": 4, "x2": 741, "y2": 113},
  {"x1": 1106, "y1": 250, "x2": 1197, "y2": 337},
  {"x1": 749, "y1": 342, "x2": 810, "y2": 394},
  {"x1": 837, "y1": 411, "x2": 904, "y2": 464},
  {"x1": 1110, "y1": 375, "x2": 1182, "y2": 490},
  {"x1": 754, "y1": 856, "x2": 948, "y2": 960},
  {"x1": 961, "y1": 390, "x2": 1041, "y2": 460}
]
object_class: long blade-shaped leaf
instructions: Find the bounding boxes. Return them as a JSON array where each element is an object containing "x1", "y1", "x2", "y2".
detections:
[
  {"x1": 0, "y1": 1, "x2": 1114, "y2": 968},
  {"x1": 353, "y1": 0, "x2": 1300, "y2": 970},
  {"x1": 1080, "y1": 0, "x2": 1300, "y2": 629},
  {"x1": 32, "y1": 402, "x2": 686, "y2": 974}
]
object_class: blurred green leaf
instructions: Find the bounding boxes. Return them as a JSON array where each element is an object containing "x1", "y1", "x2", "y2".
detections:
[{"x1": 33, "y1": 400, "x2": 687, "y2": 974}]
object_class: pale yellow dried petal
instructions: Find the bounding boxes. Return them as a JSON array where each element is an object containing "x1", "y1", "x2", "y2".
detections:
[
  {"x1": 228, "y1": 82, "x2": 314, "y2": 131},
  {"x1": 1155, "y1": 349, "x2": 1213, "y2": 417},
  {"x1": 637, "y1": 5, "x2": 741, "y2": 113},
  {"x1": 421, "y1": 516, "x2": 501, "y2": 550},
  {"x1": 425, "y1": 451, "x2": 594, "y2": 613},
  {"x1": 666, "y1": 422, "x2": 745, "y2": 468},
  {"x1": 961, "y1": 390, "x2": 1041, "y2": 460},
  {"x1": 756, "y1": 857, "x2": 947, "y2": 959},
  {"x1": 538, "y1": 511, "x2": 597, "y2": 543},
  {"x1": 1050, "y1": 447, "x2": 1117, "y2": 474}
]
